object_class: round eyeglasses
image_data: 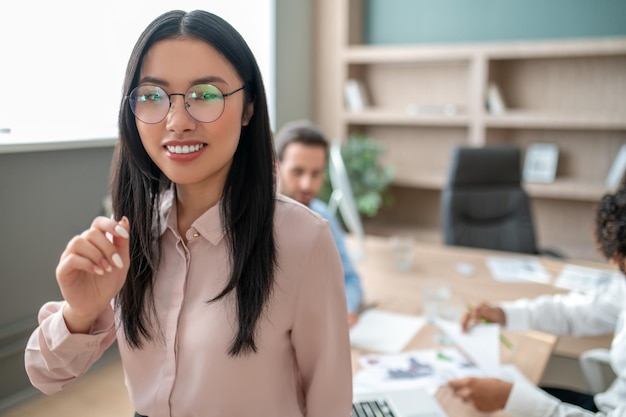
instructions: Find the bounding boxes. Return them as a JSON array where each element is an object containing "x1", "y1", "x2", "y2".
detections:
[{"x1": 128, "y1": 84, "x2": 245, "y2": 124}]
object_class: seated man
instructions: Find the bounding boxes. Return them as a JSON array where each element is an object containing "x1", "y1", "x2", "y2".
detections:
[
  {"x1": 275, "y1": 120, "x2": 364, "y2": 327},
  {"x1": 448, "y1": 183, "x2": 626, "y2": 416}
]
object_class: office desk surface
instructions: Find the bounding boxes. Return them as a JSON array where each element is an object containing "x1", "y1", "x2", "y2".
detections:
[
  {"x1": 351, "y1": 235, "x2": 613, "y2": 359},
  {"x1": 349, "y1": 235, "x2": 614, "y2": 415}
]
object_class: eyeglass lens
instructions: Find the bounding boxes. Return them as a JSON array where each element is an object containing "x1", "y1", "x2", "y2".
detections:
[{"x1": 128, "y1": 84, "x2": 227, "y2": 124}]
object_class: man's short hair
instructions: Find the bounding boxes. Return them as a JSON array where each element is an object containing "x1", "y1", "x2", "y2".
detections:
[{"x1": 274, "y1": 119, "x2": 329, "y2": 161}]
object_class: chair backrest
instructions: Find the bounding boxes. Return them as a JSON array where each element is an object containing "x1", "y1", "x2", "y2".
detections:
[
  {"x1": 328, "y1": 139, "x2": 365, "y2": 261},
  {"x1": 441, "y1": 145, "x2": 538, "y2": 254}
]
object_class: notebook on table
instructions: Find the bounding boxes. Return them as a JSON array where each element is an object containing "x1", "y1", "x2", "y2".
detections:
[{"x1": 352, "y1": 388, "x2": 448, "y2": 417}]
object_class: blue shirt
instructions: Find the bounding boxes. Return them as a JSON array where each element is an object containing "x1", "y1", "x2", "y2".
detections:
[{"x1": 310, "y1": 199, "x2": 364, "y2": 313}]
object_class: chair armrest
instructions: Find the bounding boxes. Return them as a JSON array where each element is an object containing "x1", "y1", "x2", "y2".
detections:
[{"x1": 579, "y1": 348, "x2": 613, "y2": 394}]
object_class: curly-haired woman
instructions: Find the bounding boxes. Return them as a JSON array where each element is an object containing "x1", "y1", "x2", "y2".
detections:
[{"x1": 449, "y1": 183, "x2": 626, "y2": 417}]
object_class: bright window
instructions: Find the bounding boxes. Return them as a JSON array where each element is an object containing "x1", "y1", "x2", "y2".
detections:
[{"x1": 0, "y1": 1, "x2": 275, "y2": 138}]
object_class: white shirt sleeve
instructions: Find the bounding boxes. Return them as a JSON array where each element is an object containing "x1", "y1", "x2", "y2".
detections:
[
  {"x1": 505, "y1": 381, "x2": 626, "y2": 417},
  {"x1": 501, "y1": 277, "x2": 624, "y2": 337}
]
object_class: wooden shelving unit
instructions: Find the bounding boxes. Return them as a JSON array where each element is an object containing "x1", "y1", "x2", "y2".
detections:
[
  {"x1": 314, "y1": 0, "x2": 626, "y2": 260},
  {"x1": 344, "y1": 110, "x2": 470, "y2": 127}
]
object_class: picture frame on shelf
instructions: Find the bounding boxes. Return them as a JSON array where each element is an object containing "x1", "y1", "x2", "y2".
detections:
[
  {"x1": 606, "y1": 144, "x2": 626, "y2": 190},
  {"x1": 344, "y1": 78, "x2": 370, "y2": 112},
  {"x1": 523, "y1": 143, "x2": 559, "y2": 183}
]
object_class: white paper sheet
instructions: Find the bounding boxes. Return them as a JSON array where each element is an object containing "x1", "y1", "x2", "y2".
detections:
[
  {"x1": 353, "y1": 348, "x2": 482, "y2": 395},
  {"x1": 352, "y1": 347, "x2": 529, "y2": 396},
  {"x1": 433, "y1": 318, "x2": 501, "y2": 373},
  {"x1": 486, "y1": 256, "x2": 551, "y2": 283},
  {"x1": 349, "y1": 309, "x2": 427, "y2": 354},
  {"x1": 554, "y1": 264, "x2": 619, "y2": 292}
]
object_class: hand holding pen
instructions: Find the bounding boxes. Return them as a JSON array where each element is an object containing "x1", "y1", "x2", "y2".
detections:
[
  {"x1": 462, "y1": 302, "x2": 505, "y2": 331},
  {"x1": 464, "y1": 302, "x2": 513, "y2": 350}
]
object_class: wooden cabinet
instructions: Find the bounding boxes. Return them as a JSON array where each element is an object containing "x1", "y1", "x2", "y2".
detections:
[{"x1": 314, "y1": 0, "x2": 626, "y2": 260}]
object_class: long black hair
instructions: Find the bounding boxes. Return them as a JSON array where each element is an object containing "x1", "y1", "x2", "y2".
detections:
[{"x1": 111, "y1": 10, "x2": 277, "y2": 356}]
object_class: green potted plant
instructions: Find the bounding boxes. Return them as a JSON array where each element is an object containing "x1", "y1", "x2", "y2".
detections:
[{"x1": 320, "y1": 132, "x2": 395, "y2": 217}]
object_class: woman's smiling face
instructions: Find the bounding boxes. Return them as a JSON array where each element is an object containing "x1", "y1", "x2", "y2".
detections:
[{"x1": 135, "y1": 37, "x2": 252, "y2": 191}]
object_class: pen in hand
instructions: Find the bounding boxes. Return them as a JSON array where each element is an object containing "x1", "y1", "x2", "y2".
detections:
[{"x1": 465, "y1": 303, "x2": 514, "y2": 350}]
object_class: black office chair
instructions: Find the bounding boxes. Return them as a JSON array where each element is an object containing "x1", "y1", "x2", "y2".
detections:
[{"x1": 441, "y1": 145, "x2": 562, "y2": 256}]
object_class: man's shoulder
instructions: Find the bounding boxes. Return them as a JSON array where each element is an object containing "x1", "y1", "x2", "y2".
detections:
[{"x1": 309, "y1": 198, "x2": 333, "y2": 220}]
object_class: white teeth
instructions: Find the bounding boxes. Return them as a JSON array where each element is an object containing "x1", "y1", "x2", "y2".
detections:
[{"x1": 166, "y1": 144, "x2": 205, "y2": 154}]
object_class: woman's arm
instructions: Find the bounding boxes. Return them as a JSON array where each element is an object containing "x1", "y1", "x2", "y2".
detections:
[
  {"x1": 449, "y1": 377, "x2": 626, "y2": 417},
  {"x1": 502, "y1": 278, "x2": 624, "y2": 337},
  {"x1": 290, "y1": 220, "x2": 353, "y2": 416},
  {"x1": 25, "y1": 301, "x2": 117, "y2": 394},
  {"x1": 25, "y1": 216, "x2": 130, "y2": 394}
]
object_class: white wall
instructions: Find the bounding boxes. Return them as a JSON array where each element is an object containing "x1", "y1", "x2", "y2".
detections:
[
  {"x1": 274, "y1": 0, "x2": 313, "y2": 129},
  {"x1": 0, "y1": 1, "x2": 275, "y2": 135}
]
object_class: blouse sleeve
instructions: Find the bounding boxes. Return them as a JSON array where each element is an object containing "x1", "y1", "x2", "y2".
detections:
[
  {"x1": 290, "y1": 220, "x2": 353, "y2": 416},
  {"x1": 24, "y1": 300, "x2": 117, "y2": 395}
]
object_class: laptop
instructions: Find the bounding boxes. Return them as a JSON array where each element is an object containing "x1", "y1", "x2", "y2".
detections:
[{"x1": 352, "y1": 388, "x2": 448, "y2": 417}]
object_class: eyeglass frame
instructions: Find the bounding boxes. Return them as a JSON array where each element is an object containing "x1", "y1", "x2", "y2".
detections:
[{"x1": 127, "y1": 83, "x2": 246, "y2": 124}]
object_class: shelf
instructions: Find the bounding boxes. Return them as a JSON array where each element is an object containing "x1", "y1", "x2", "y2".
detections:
[
  {"x1": 392, "y1": 175, "x2": 445, "y2": 190},
  {"x1": 315, "y1": 0, "x2": 626, "y2": 261},
  {"x1": 345, "y1": 45, "x2": 474, "y2": 64},
  {"x1": 391, "y1": 176, "x2": 609, "y2": 203},
  {"x1": 346, "y1": 109, "x2": 626, "y2": 130},
  {"x1": 524, "y1": 179, "x2": 611, "y2": 202},
  {"x1": 484, "y1": 110, "x2": 626, "y2": 130},
  {"x1": 344, "y1": 109, "x2": 470, "y2": 127},
  {"x1": 345, "y1": 37, "x2": 626, "y2": 64},
  {"x1": 484, "y1": 37, "x2": 626, "y2": 60}
]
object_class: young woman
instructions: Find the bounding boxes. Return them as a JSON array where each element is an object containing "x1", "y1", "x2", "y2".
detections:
[
  {"x1": 448, "y1": 183, "x2": 626, "y2": 417},
  {"x1": 25, "y1": 10, "x2": 352, "y2": 417}
]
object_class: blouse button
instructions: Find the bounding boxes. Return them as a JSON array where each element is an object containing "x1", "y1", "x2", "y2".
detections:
[{"x1": 192, "y1": 232, "x2": 200, "y2": 238}]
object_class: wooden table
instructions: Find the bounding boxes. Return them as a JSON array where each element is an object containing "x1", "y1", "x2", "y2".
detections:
[{"x1": 348, "y1": 235, "x2": 614, "y2": 416}]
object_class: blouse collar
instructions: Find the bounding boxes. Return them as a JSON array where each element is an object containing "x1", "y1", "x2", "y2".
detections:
[{"x1": 160, "y1": 188, "x2": 226, "y2": 246}]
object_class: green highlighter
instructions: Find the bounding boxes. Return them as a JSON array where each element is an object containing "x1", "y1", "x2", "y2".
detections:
[{"x1": 481, "y1": 318, "x2": 514, "y2": 350}]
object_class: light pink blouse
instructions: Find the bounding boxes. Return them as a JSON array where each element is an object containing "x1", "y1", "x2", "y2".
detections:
[{"x1": 25, "y1": 193, "x2": 352, "y2": 417}]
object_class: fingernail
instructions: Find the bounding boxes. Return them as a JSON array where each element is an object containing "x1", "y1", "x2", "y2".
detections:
[
  {"x1": 112, "y1": 253, "x2": 124, "y2": 269},
  {"x1": 115, "y1": 224, "x2": 129, "y2": 239},
  {"x1": 94, "y1": 266, "x2": 104, "y2": 276},
  {"x1": 103, "y1": 261, "x2": 113, "y2": 273}
]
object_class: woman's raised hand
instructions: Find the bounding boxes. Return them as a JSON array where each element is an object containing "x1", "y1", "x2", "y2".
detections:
[{"x1": 56, "y1": 216, "x2": 131, "y2": 333}]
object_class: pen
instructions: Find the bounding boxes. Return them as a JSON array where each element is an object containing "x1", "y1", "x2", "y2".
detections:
[
  {"x1": 466, "y1": 304, "x2": 514, "y2": 350},
  {"x1": 494, "y1": 326, "x2": 514, "y2": 350}
]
